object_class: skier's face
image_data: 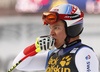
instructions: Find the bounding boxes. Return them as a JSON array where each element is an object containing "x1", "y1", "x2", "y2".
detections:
[{"x1": 49, "y1": 20, "x2": 67, "y2": 48}]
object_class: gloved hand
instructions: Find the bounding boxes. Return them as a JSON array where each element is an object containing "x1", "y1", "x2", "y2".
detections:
[{"x1": 35, "y1": 35, "x2": 55, "y2": 51}]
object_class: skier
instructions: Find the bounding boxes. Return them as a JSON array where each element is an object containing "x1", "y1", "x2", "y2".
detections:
[{"x1": 13, "y1": 4, "x2": 99, "y2": 72}]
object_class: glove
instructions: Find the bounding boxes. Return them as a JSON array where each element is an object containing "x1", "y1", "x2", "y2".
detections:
[{"x1": 35, "y1": 35, "x2": 55, "y2": 51}]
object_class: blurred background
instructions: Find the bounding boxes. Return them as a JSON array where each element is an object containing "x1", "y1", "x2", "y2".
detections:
[{"x1": 0, "y1": 0, "x2": 100, "y2": 72}]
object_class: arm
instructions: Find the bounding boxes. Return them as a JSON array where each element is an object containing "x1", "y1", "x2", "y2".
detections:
[
  {"x1": 13, "y1": 35, "x2": 55, "y2": 71},
  {"x1": 75, "y1": 47, "x2": 99, "y2": 72},
  {"x1": 13, "y1": 44, "x2": 49, "y2": 71}
]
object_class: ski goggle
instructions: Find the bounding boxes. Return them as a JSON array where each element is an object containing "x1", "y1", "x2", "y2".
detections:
[{"x1": 42, "y1": 11, "x2": 84, "y2": 25}]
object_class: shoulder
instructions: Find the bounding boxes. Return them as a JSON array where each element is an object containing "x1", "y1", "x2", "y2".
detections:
[
  {"x1": 76, "y1": 44, "x2": 93, "y2": 52},
  {"x1": 75, "y1": 44, "x2": 98, "y2": 66},
  {"x1": 70, "y1": 44, "x2": 93, "y2": 54},
  {"x1": 75, "y1": 44, "x2": 95, "y2": 59},
  {"x1": 75, "y1": 45, "x2": 99, "y2": 72}
]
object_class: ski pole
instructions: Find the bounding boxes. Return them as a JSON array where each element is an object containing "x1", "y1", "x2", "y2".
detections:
[{"x1": 8, "y1": 48, "x2": 41, "y2": 72}]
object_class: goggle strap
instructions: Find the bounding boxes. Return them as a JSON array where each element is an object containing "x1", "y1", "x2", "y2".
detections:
[
  {"x1": 59, "y1": 14, "x2": 72, "y2": 20},
  {"x1": 43, "y1": 11, "x2": 84, "y2": 25},
  {"x1": 43, "y1": 21, "x2": 48, "y2": 25},
  {"x1": 80, "y1": 11, "x2": 84, "y2": 18}
]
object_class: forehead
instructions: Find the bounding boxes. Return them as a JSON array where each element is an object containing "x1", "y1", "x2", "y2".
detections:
[{"x1": 49, "y1": 20, "x2": 65, "y2": 28}]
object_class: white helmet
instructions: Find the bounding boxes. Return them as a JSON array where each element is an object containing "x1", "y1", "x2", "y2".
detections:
[
  {"x1": 42, "y1": 4, "x2": 84, "y2": 45},
  {"x1": 49, "y1": 4, "x2": 84, "y2": 37}
]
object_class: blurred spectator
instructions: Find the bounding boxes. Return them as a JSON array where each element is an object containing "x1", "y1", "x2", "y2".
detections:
[
  {"x1": 86, "y1": 0, "x2": 100, "y2": 14},
  {"x1": 15, "y1": 0, "x2": 42, "y2": 13},
  {"x1": 15, "y1": 0, "x2": 50, "y2": 13}
]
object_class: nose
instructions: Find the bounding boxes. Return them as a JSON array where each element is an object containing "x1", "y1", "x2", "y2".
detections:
[{"x1": 50, "y1": 29, "x2": 55, "y2": 36}]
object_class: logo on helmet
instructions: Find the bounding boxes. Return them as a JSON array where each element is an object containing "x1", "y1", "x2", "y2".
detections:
[
  {"x1": 52, "y1": 9, "x2": 59, "y2": 11},
  {"x1": 64, "y1": 15, "x2": 80, "y2": 18}
]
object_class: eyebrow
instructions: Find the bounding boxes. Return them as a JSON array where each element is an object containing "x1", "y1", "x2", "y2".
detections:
[{"x1": 49, "y1": 25, "x2": 60, "y2": 28}]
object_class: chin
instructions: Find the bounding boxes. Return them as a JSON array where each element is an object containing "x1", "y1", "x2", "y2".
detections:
[
  {"x1": 55, "y1": 44, "x2": 58, "y2": 48},
  {"x1": 55, "y1": 42, "x2": 62, "y2": 48},
  {"x1": 55, "y1": 43, "x2": 65, "y2": 48},
  {"x1": 55, "y1": 44, "x2": 60, "y2": 48}
]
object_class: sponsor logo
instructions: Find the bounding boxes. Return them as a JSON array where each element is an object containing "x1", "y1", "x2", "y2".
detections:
[
  {"x1": 86, "y1": 61, "x2": 91, "y2": 72},
  {"x1": 46, "y1": 55, "x2": 72, "y2": 72},
  {"x1": 85, "y1": 55, "x2": 91, "y2": 60},
  {"x1": 52, "y1": 9, "x2": 59, "y2": 11},
  {"x1": 85, "y1": 55, "x2": 91, "y2": 72},
  {"x1": 64, "y1": 15, "x2": 79, "y2": 19}
]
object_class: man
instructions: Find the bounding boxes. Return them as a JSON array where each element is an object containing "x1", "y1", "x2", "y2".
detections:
[{"x1": 13, "y1": 4, "x2": 99, "y2": 72}]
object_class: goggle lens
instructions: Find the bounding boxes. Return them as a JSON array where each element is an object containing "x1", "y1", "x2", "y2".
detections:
[
  {"x1": 46, "y1": 14, "x2": 56, "y2": 22},
  {"x1": 43, "y1": 12, "x2": 57, "y2": 25}
]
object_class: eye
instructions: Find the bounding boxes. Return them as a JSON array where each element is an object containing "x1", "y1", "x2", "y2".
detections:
[{"x1": 54, "y1": 26, "x2": 59, "y2": 29}]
